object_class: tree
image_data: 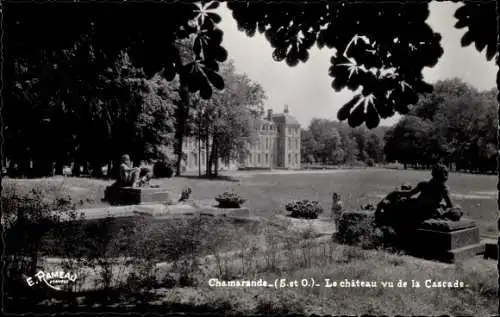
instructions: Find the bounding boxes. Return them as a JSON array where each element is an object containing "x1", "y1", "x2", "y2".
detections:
[
  {"x1": 432, "y1": 87, "x2": 496, "y2": 172},
  {"x1": 385, "y1": 80, "x2": 497, "y2": 173},
  {"x1": 350, "y1": 128, "x2": 370, "y2": 162},
  {"x1": 4, "y1": 2, "x2": 228, "y2": 177},
  {"x1": 308, "y1": 119, "x2": 342, "y2": 164},
  {"x1": 410, "y1": 78, "x2": 480, "y2": 121},
  {"x1": 335, "y1": 124, "x2": 359, "y2": 164},
  {"x1": 300, "y1": 130, "x2": 318, "y2": 164},
  {"x1": 384, "y1": 115, "x2": 435, "y2": 168},
  {"x1": 366, "y1": 133, "x2": 384, "y2": 163},
  {"x1": 193, "y1": 60, "x2": 266, "y2": 177}
]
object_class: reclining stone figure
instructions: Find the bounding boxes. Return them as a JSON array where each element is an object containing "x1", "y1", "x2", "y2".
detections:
[{"x1": 375, "y1": 164, "x2": 463, "y2": 232}]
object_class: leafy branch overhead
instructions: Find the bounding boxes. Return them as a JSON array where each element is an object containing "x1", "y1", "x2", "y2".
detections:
[
  {"x1": 5, "y1": 0, "x2": 496, "y2": 133},
  {"x1": 227, "y1": 1, "x2": 497, "y2": 129},
  {"x1": 5, "y1": 1, "x2": 228, "y2": 101}
]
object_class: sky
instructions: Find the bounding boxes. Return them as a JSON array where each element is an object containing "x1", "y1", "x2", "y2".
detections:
[{"x1": 216, "y1": 1, "x2": 497, "y2": 128}]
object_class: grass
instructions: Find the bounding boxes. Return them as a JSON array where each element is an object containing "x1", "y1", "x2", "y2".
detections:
[
  {"x1": 3, "y1": 168, "x2": 498, "y2": 314},
  {"x1": 4, "y1": 167, "x2": 497, "y2": 236},
  {"x1": 19, "y1": 240, "x2": 498, "y2": 315},
  {"x1": 172, "y1": 251, "x2": 497, "y2": 316}
]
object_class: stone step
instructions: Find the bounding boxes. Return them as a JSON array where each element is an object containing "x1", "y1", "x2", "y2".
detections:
[
  {"x1": 408, "y1": 242, "x2": 486, "y2": 264},
  {"x1": 445, "y1": 243, "x2": 486, "y2": 263}
]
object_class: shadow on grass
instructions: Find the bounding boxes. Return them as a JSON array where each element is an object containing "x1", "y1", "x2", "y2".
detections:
[
  {"x1": 5, "y1": 287, "x2": 233, "y2": 314},
  {"x1": 178, "y1": 175, "x2": 240, "y2": 182}
]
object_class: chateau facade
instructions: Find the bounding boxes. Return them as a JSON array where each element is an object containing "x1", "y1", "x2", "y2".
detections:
[{"x1": 180, "y1": 105, "x2": 301, "y2": 172}]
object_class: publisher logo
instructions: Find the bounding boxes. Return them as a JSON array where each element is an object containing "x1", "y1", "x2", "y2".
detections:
[{"x1": 26, "y1": 270, "x2": 78, "y2": 291}]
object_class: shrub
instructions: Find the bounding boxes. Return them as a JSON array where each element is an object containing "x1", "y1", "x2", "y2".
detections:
[
  {"x1": 366, "y1": 159, "x2": 375, "y2": 167},
  {"x1": 215, "y1": 192, "x2": 245, "y2": 208},
  {"x1": 285, "y1": 200, "x2": 323, "y2": 219},
  {"x1": 336, "y1": 210, "x2": 382, "y2": 249},
  {"x1": 153, "y1": 158, "x2": 175, "y2": 178},
  {"x1": 3, "y1": 181, "x2": 83, "y2": 301}
]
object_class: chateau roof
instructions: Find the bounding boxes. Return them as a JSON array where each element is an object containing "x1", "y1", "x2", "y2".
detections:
[
  {"x1": 250, "y1": 117, "x2": 274, "y2": 129},
  {"x1": 272, "y1": 113, "x2": 300, "y2": 126}
]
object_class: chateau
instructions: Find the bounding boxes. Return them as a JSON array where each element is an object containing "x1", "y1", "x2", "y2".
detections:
[{"x1": 180, "y1": 105, "x2": 301, "y2": 172}]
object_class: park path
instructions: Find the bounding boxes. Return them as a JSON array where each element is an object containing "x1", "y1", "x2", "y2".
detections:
[{"x1": 210, "y1": 168, "x2": 364, "y2": 178}]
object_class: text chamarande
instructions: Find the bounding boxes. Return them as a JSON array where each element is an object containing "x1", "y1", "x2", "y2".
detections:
[{"x1": 208, "y1": 278, "x2": 269, "y2": 287}]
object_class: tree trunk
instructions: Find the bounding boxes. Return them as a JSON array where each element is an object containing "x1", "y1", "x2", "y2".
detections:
[
  {"x1": 91, "y1": 161, "x2": 103, "y2": 178},
  {"x1": 72, "y1": 161, "x2": 81, "y2": 177},
  {"x1": 107, "y1": 161, "x2": 113, "y2": 178},
  {"x1": 214, "y1": 140, "x2": 219, "y2": 177},
  {"x1": 205, "y1": 136, "x2": 210, "y2": 177},
  {"x1": 208, "y1": 133, "x2": 218, "y2": 178},
  {"x1": 82, "y1": 162, "x2": 90, "y2": 175},
  {"x1": 32, "y1": 158, "x2": 54, "y2": 177},
  {"x1": 198, "y1": 124, "x2": 202, "y2": 177},
  {"x1": 54, "y1": 161, "x2": 64, "y2": 176},
  {"x1": 208, "y1": 147, "x2": 215, "y2": 178},
  {"x1": 175, "y1": 85, "x2": 191, "y2": 177},
  {"x1": 111, "y1": 158, "x2": 121, "y2": 179}
]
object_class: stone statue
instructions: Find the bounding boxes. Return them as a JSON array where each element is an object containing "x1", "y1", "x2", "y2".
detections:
[
  {"x1": 375, "y1": 164, "x2": 463, "y2": 231},
  {"x1": 117, "y1": 154, "x2": 153, "y2": 188},
  {"x1": 331, "y1": 192, "x2": 344, "y2": 225}
]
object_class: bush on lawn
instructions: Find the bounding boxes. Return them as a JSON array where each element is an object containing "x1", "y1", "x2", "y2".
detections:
[
  {"x1": 153, "y1": 158, "x2": 175, "y2": 178},
  {"x1": 215, "y1": 192, "x2": 245, "y2": 208},
  {"x1": 285, "y1": 200, "x2": 323, "y2": 219},
  {"x1": 336, "y1": 210, "x2": 388, "y2": 249}
]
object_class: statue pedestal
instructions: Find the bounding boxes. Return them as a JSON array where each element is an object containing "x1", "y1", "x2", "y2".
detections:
[
  {"x1": 408, "y1": 219, "x2": 485, "y2": 263},
  {"x1": 115, "y1": 187, "x2": 171, "y2": 205},
  {"x1": 334, "y1": 211, "x2": 486, "y2": 263}
]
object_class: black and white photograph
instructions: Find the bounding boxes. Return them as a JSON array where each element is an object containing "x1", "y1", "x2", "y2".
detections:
[{"x1": 2, "y1": 0, "x2": 498, "y2": 314}]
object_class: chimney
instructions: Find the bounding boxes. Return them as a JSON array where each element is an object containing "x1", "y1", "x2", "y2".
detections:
[
  {"x1": 267, "y1": 109, "x2": 273, "y2": 120},
  {"x1": 284, "y1": 105, "x2": 289, "y2": 114}
]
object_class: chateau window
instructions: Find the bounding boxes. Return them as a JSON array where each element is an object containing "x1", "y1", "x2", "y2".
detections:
[
  {"x1": 288, "y1": 137, "x2": 291, "y2": 148},
  {"x1": 265, "y1": 153, "x2": 269, "y2": 164},
  {"x1": 295, "y1": 153, "x2": 298, "y2": 164},
  {"x1": 288, "y1": 154, "x2": 291, "y2": 165},
  {"x1": 295, "y1": 138, "x2": 299, "y2": 149},
  {"x1": 258, "y1": 153, "x2": 261, "y2": 164},
  {"x1": 266, "y1": 137, "x2": 269, "y2": 149},
  {"x1": 249, "y1": 153, "x2": 252, "y2": 164}
]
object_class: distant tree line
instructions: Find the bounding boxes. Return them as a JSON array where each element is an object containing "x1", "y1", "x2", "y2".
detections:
[
  {"x1": 383, "y1": 78, "x2": 497, "y2": 174},
  {"x1": 301, "y1": 119, "x2": 388, "y2": 166}
]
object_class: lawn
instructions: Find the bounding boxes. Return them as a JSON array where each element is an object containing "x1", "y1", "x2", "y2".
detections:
[
  {"x1": 4, "y1": 168, "x2": 497, "y2": 236},
  {"x1": 3, "y1": 168, "x2": 498, "y2": 314}
]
